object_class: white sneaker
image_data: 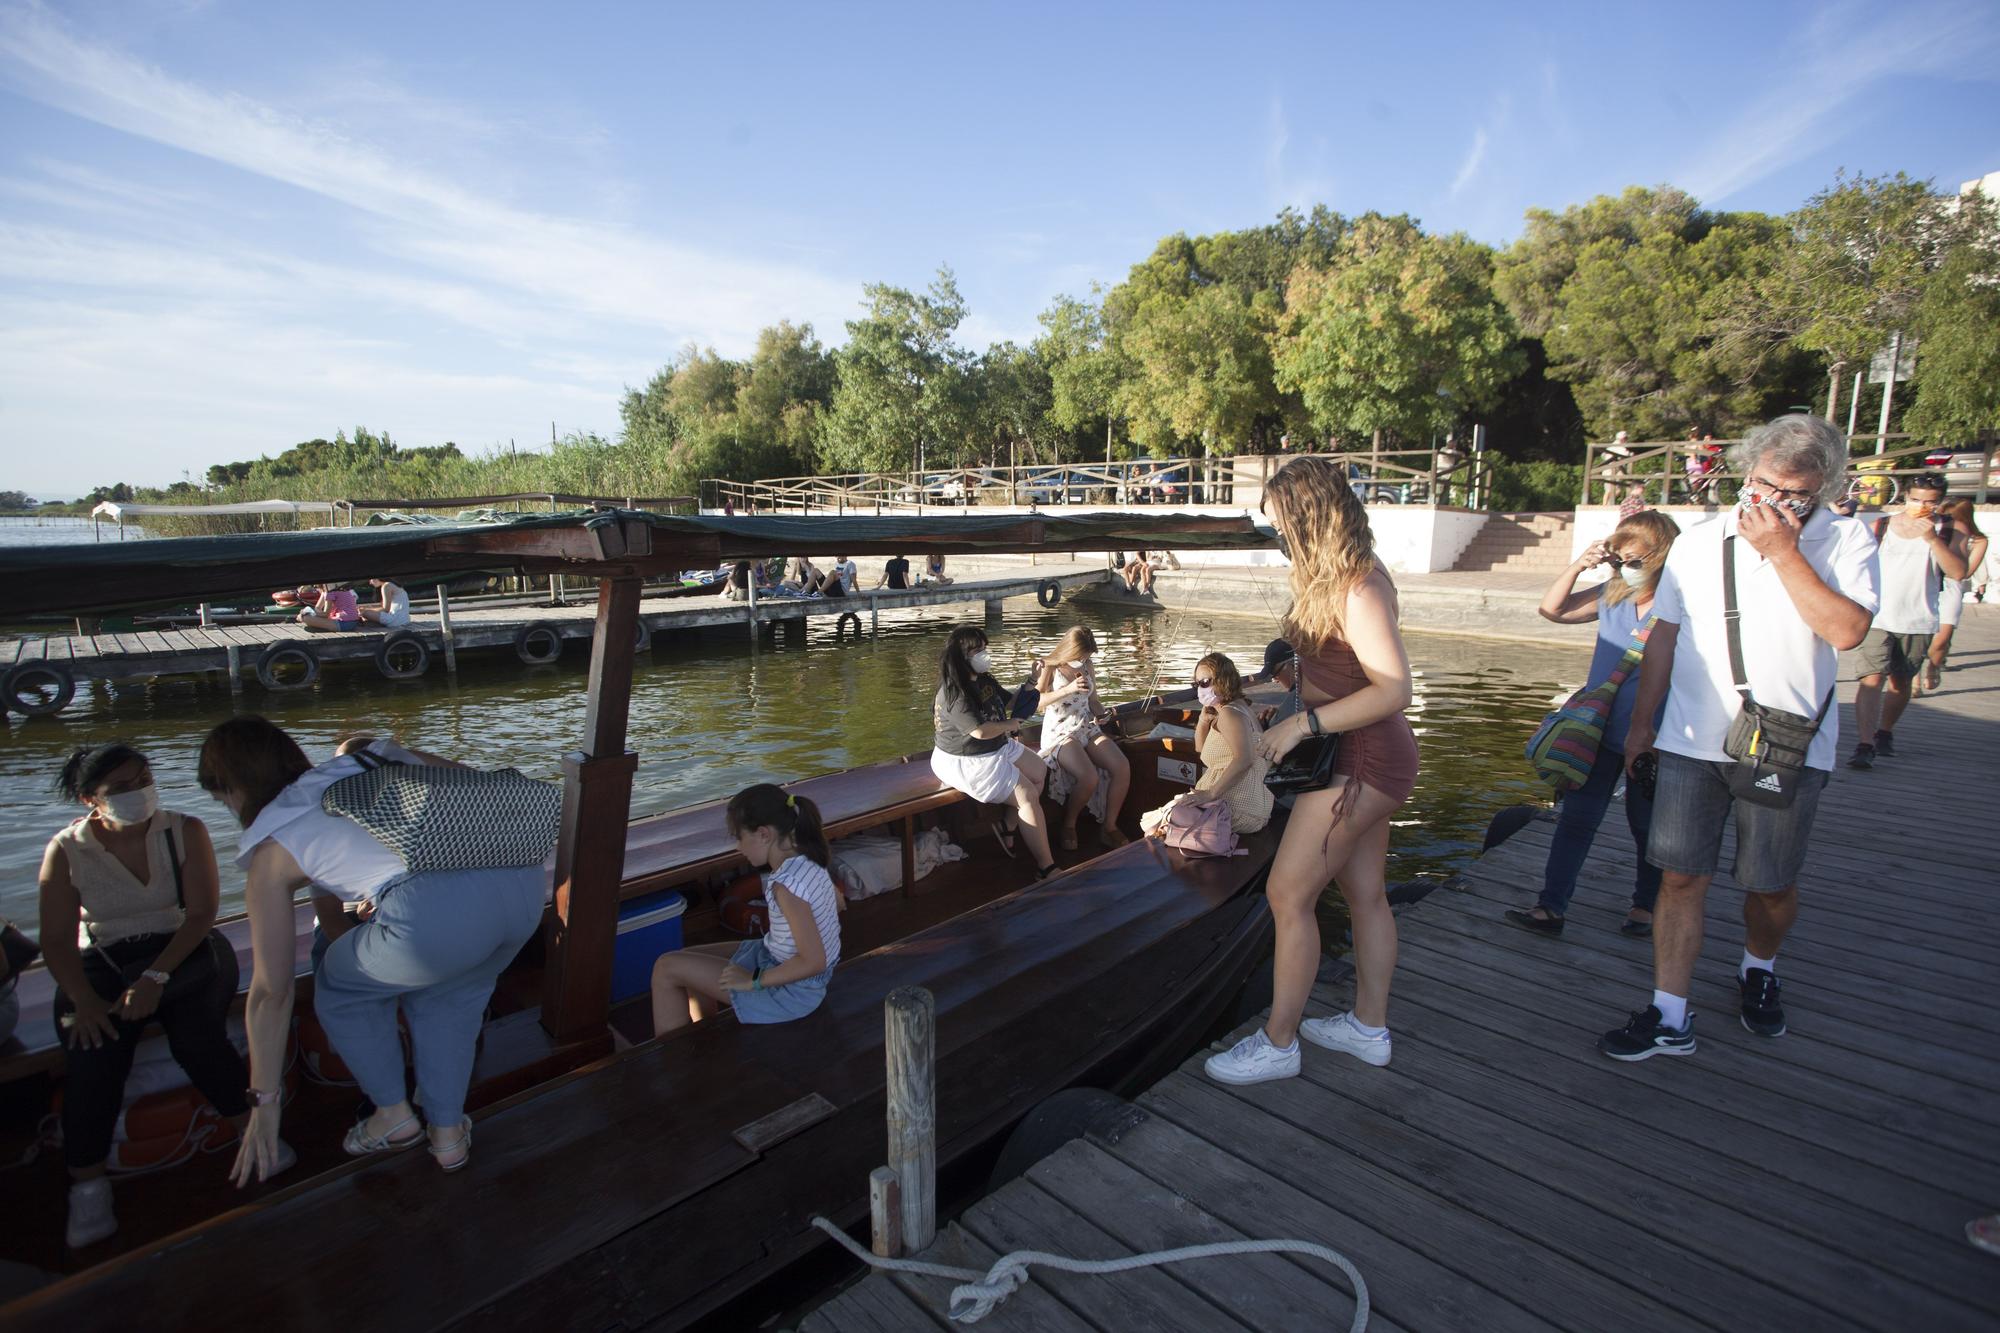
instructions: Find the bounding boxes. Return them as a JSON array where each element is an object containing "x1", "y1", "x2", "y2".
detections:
[
  {"x1": 1299, "y1": 1011, "x2": 1393, "y2": 1067},
  {"x1": 66, "y1": 1177, "x2": 117, "y2": 1249},
  {"x1": 1203, "y1": 1029, "x2": 1301, "y2": 1085}
]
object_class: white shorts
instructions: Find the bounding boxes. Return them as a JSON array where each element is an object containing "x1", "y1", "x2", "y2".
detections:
[{"x1": 931, "y1": 738, "x2": 1028, "y2": 805}]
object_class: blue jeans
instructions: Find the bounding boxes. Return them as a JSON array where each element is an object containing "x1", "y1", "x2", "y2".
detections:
[
  {"x1": 1539, "y1": 748, "x2": 1660, "y2": 916},
  {"x1": 313, "y1": 865, "x2": 544, "y2": 1127}
]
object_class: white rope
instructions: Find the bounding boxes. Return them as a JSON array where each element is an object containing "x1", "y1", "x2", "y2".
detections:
[{"x1": 810, "y1": 1215, "x2": 1369, "y2": 1329}]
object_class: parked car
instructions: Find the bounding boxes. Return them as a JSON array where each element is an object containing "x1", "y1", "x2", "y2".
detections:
[{"x1": 1939, "y1": 450, "x2": 1999, "y2": 497}]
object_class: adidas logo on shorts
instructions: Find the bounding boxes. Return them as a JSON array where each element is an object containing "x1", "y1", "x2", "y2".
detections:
[{"x1": 1755, "y1": 772, "x2": 1784, "y2": 793}]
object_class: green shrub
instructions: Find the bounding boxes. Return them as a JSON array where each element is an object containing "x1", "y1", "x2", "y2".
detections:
[{"x1": 1486, "y1": 457, "x2": 1584, "y2": 511}]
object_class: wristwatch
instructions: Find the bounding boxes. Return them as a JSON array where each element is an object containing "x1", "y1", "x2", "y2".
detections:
[
  {"x1": 245, "y1": 1087, "x2": 281, "y2": 1107},
  {"x1": 141, "y1": 968, "x2": 171, "y2": 986}
]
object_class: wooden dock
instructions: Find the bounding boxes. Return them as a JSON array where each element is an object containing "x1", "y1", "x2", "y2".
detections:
[
  {"x1": 0, "y1": 568, "x2": 1111, "y2": 706},
  {"x1": 802, "y1": 615, "x2": 2000, "y2": 1331}
]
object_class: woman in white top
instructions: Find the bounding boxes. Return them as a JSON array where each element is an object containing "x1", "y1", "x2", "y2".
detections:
[
  {"x1": 650, "y1": 785, "x2": 841, "y2": 1034},
  {"x1": 198, "y1": 717, "x2": 545, "y2": 1180},
  {"x1": 358, "y1": 577, "x2": 412, "y2": 628},
  {"x1": 39, "y1": 743, "x2": 275, "y2": 1249},
  {"x1": 1034, "y1": 626, "x2": 1132, "y2": 849}
]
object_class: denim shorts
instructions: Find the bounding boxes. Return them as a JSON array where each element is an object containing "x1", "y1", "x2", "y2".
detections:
[
  {"x1": 1646, "y1": 751, "x2": 1829, "y2": 892},
  {"x1": 727, "y1": 938, "x2": 830, "y2": 1025}
]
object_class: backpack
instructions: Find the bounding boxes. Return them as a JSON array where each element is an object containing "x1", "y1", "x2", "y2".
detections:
[{"x1": 1163, "y1": 798, "x2": 1247, "y2": 859}]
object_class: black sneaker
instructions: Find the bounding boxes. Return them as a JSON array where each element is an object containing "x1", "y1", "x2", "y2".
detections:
[
  {"x1": 1740, "y1": 968, "x2": 1787, "y2": 1037},
  {"x1": 1598, "y1": 1006, "x2": 1696, "y2": 1061},
  {"x1": 1872, "y1": 730, "x2": 1896, "y2": 758},
  {"x1": 1846, "y1": 744, "x2": 1875, "y2": 770},
  {"x1": 1504, "y1": 907, "x2": 1564, "y2": 937}
]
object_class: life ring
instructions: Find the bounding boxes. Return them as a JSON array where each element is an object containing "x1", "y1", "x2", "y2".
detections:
[
  {"x1": 719, "y1": 872, "x2": 768, "y2": 936},
  {"x1": 1036, "y1": 579, "x2": 1062, "y2": 608},
  {"x1": 256, "y1": 642, "x2": 320, "y2": 691},
  {"x1": 514, "y1": 625, "x2": 563, "y2": 665},
  {"x1": 834, "y1": 611, "x2": 863, "y2": 641},
  {"x1": 374, "y1": 631, "x2": 429, "y2": 680},
  {"x1": 3, "y1": 660, "x2": 76, "y2": 716},
  {"x1": 633, "y1": 619, "x2": 653, "y2": 653}
]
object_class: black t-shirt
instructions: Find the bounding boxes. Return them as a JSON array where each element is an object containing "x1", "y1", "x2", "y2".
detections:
[{"x1": 885, "y1": 557, "x2": 911, "y2": 589}]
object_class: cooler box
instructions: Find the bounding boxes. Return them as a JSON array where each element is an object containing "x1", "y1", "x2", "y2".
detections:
[{"x1": 612, "y1": 891, "x2": 687, "y2": 1003}]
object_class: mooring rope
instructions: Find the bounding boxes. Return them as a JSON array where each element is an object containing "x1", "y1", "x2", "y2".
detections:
[{"x1": 810, "y1": 1215, "x2": 1369, "y2": 1328}]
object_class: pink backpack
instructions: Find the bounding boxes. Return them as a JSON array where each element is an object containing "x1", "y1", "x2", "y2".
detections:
[{"x1": 1163, "y1": 798, "x2": 1246, "y2": 859}]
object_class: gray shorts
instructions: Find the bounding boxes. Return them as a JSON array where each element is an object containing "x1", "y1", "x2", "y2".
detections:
[
  {"x1": 1646, "y1": 751, "x2": 1829, "y2": 892},
  {"x1": 1856, "y1": 628, "x2": 1931, "y2": 682}
]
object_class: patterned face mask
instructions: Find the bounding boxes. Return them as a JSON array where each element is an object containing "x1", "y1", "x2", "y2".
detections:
[{"x1": 1738, "y1": 487, "x2": 1815, "y2": 523}]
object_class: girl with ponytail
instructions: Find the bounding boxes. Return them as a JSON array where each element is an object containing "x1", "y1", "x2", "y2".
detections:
[{"x1": 650, "y1": 784, "x2": 843, "y2": 1034}]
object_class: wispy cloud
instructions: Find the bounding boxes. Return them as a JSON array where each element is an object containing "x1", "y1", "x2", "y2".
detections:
[
  {"x1": 1449, "y1": 128, "x2": 1489, "y2": 198},
  {"x1": 1448, "y1": 94, "x2": 1513, "y2": 201},
  {"x1": 1264, "y1": 95, "x2": 1336, "y2": 213},
  {"x1": 1676, "y1": 0, "x2": 1999, "y2": 202}
]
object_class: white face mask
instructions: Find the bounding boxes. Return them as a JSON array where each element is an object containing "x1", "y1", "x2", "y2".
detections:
[
  {"x1": 968, "y1": 650, "x2": 993, "y2": 675},
  {"x1": 98, "y1": 784, "x2": 159, "y2": 827},
  {"x1": 1619, "y1": 564, "x2": 1651, "y2": 590}
]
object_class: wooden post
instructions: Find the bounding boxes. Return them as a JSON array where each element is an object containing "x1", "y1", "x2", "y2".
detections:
[
  {"x1": 1978, "y1": 434, "x2": 1994, "y2": 507},
  {"x1": 225, "y1": 644, "x2": 243, "y2": 696},
  {"x1": 435, "y1": 586, "x2": 459, "y2": 676},
  {"x1": 869, "y1": 1166, "x2": 903, "y2": 1258},
  {"x1": 985, "y1": 599, "x2": 1002, "y2": 625},
  {"x1": 885, "y1": 986, "x2": 936, "y2": 1254},
  {"x1": 543, "y1": 575, "x2": 643, "y2": 1043},
  {"x1": 746, "y1": 568, "x2": 759, "y2": 642}
]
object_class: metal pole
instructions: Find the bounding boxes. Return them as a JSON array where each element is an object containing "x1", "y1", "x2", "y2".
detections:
[
  {"x1": 1846, "y1": 371, "x2": 1862, "y2": 437},
  {"x1": 1874, "y1": 331, "x2": 1901, "y2": 455}
]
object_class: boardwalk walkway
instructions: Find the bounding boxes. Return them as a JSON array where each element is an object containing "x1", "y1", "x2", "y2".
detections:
[{"x1": 803, "y1": 613, "x2": 2000, "y2": 1331}]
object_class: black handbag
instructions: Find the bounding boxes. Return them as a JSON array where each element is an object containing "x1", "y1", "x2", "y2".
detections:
[
  {"x1": 1264, "y1": 667, "x2": 1341, "y2": 795},
  {"x1": 1720, "y1": 536, "x2": 1831, "y2": 810}
]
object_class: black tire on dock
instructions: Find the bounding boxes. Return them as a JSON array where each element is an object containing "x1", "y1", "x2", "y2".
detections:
[
  {"x1": 514, "y1": 625, "x2": 563, "y2": 665},
  {"x1": 256, "y1": 642, "x2": 320, "y2": 691},
  {"x1": 987, "y1": 1088, "x2": 1147, "y2": 1193},
  {"x1": 1483, "y1": 804, "x2": 1540, "y2": 851},
  {"x1": 1036, "y1": 579, "x2": 1063, "y2": 608},
  {"x1": 3, "y1": 661, "x2": 76, "y2": 717},
  {"x1": 833, "y1": 611, "x2": 863, "y2": 641},
  {"x1": 633, "y1": 619, "x2": 652, "y2": 652},
  {"x1": 374, "y1": 631, "x2": 429, "y2": 680}
]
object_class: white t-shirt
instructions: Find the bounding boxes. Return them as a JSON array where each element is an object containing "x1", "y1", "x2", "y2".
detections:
[
  {"x1": 762, "y1": 854, "x2": 842, "y2": 971},
  {"x1": 235, "y1": 740, "x2": 424, "y2": 902},
  {"x1": 1871, "y1": 527, "x2": 1940, "y2": 634},
  {"x1": 833, "y1": 560, "x2": 858, "y2": 593},
  {"x1": 1650, "y1": 509, "x2": 1879, "y2": 771}
]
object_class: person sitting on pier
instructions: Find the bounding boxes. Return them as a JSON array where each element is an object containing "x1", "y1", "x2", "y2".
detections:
[
  {"x1": 1121, "y1": 550, "x2": 1156, "y2": 596},
  {"x1": 357, "y1": 578, "x2": 411, "y2": 628},
  {"x1": 199, "y1": 718, "x2": 545, "y2": 1177},
  {"x1": 1141, "y1": 652, "x2": 1273, "y2": 839},
  {"x1": 722, "y1": 560, "x2": 754, "y2": 601},
  {"x1": 1206, "y1": 456, "x2": 1419, "y2": 1086},
  {"x1": 1035, "y1": 627, "x2": 1131, "y2": 850},
  {"x1": 39, "y1": 743, "x2": 283, "y2": 1249},
  {"x1": 1603, "y1": 415, "x2": 1878, "y2": 1061},
  {"x1": 824, "y1": 555, "x2": 859, "y2": 597},
  {"x1": 929, "y1": 626, "x2": 1057, "y2": 879},
  {"x1": 876, "y1": 553, "x2": 912, "y2": 591},
  {"x1": 1509, "y1": 510, "x2": 1681, "y2": 941},
  {"x1": 650, "y1": 785, "x2": 841, "y2": 1034},
  {"x1": 787, "y1": 555, "x2": 821, "y2": 594},
  {"x1": 294, "y1": 584, "x2": 362, "y2": 632},
  {"x1": 923, "y1": 552, "x2": 952, "y2": 585}
]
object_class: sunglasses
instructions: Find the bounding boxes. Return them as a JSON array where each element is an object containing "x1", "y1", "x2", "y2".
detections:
[
  {"x1": 1604, "y1": 552, "x2": 1655, "y2": 571},
  {"x1": 1193, "y1": 676, "x2": 1215, "y2": 689}
]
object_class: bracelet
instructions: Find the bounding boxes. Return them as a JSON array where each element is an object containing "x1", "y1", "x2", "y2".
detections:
[
  {"x1": 751, "y1": 966, "x2": 764, "y2": 992},
  {"x1": 141, "y1": 968, "x2": 171, "y2": 986},
  {"x1": 1306, "y1": 708, "x2": 1323, "y2": 737}
]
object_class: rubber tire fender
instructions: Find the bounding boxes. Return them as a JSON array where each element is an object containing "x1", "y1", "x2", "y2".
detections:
[
  {"x1": 987, "y1": 1087, "x2": 1147, "y2": 1192},
  {"x1": 3, "y1": 661, "x2": 76, "y2": 716},
  {"x1": 514, "y1": 625, "x2": 564, "y2": 665},
  {"x1": 1036, "y1": 579, "x2": 1063, "y2": 608},
  {"x1": 633, "y1": 619, "x2": 652, "y2": 652},
  {"x1": 256, "y1": 642, "x2": 321, "y2": 691},
  {"x1": 374, "y1": 630, "x2": 429, "y2": 680}
]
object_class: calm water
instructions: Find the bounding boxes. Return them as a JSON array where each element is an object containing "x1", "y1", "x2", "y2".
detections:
[
  {"x1": 0, "y1": 516, "x2": 111, "y2": 546},
  {"x1": 0, "y1": 593, "x2": 1584, "y2": 925}
]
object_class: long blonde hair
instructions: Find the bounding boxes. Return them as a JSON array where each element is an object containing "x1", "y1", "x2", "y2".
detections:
[
  {"x1": 1602, "y1": 510, "x2": 1680, "y2": 608},
  {"x1": 1263, "y1": 457, "x2": 1377, "y2": 650},
  {"x1": 1049, "y1": 626, "x2": 1097, "y2": 666}
]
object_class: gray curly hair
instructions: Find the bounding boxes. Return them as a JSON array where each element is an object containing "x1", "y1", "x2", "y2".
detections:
[{"x1": 1726, "y1": 414, "x2": 1850, "y2": 506}]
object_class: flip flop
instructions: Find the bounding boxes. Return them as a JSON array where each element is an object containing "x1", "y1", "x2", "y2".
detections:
[{"x1": 991, "y1": 813, "x2": 1020, "y2": 859}]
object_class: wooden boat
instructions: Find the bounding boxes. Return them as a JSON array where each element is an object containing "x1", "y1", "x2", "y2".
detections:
[{"x1": 0, "y1": 509, "x2": 1278, "y2": 1329}]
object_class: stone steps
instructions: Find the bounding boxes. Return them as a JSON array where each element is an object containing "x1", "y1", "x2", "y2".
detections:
[{"x1": 1454, "y1": 512, "x2": 1576, "y2": 574}]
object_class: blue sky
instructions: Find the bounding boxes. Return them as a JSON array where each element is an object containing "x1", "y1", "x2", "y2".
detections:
[{"x1": 2, "y1": 0, "x2": 1996, "y2": 497}]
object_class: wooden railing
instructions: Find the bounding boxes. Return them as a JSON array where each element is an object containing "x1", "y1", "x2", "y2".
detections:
[
  {"x1": 1583, "y1": 433, "x2": 1998, "y2": 508},
  {"x1": 702, "y1": 447, "x2": 1494, "y2": 514}
]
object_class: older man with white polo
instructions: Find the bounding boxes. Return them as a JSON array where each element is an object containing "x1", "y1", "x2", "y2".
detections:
[{"x1": 1602, "y1": 415, "x2": 1878, "y2": 1060}]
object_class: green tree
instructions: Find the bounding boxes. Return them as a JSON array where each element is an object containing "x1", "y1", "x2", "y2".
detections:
[
  {"x1": 821, "y1": 268, "x2": 971, "y2": 473},
  {"x1": 1494, "y1": 186, "x2": 1705, "y2": 339},
  {"x1": 1905, "y1": 190, "x2": 2000, "y2": 443},
  {"x1": 1034, "y1": 292, "x2": 1123, "y2": 457},
  {"x1": 966, "y1": 341, "x2": 1055, "y2": 465},
  {"x1": 734, "y1": 321, "x2": 834, "y2": 477},
  {"x1": 1117, "y1": 281, "x2": 1277, "y2": 455},
  {"x1": 1274, "y1": 214, "x2": 1523, "y2": 445}
]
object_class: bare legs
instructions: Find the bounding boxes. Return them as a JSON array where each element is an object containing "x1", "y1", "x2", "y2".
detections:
[
  {"x1": 1010, "y1": 748, "x2": 1055, "y2": 871},
  {"x1": 1053, "y1": 741, "x2": 1098, "y2": 845},
  {"x1": 1853, "y1": 671, "x2": 1912, "y2": 742},
  {"x1": 1743, "y1": 886, "x2": 1798, "y2": 960},
  {"x1": 1650, "y1": 869, "x2": 1711, "y2": 999},
  {"x1": 1086, "y1": 733, "x2": 1131, "y2": 841},
  {"x1": 650, "y1": 943, "x2": 740, "y2": 1035},
  {"x1": 1264, "y1": 780, "x2": 1403, "y2": 1046}
]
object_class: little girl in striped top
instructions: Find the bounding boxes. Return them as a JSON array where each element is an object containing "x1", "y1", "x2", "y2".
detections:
[{"x1": 650, "y1": 785, "x2": 842, "y2": 1034}]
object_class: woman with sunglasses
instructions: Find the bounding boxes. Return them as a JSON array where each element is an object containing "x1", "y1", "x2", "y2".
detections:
[
  {"x1": 1510, "y1": 509, "x2": 1682, "y2": 940},
  {"x1": 1140, "y1": 652, "x2": 1272, "y2": 837}
]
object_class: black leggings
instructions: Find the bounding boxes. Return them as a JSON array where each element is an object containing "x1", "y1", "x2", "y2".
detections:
[{"x1": 53, "y1": 933, "x2": 248, "y2": 1170}]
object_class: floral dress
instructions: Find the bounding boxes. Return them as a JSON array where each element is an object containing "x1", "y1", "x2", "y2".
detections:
[{"x1": 1037, "y1": 661, "x2": 1101, "y2": 761}]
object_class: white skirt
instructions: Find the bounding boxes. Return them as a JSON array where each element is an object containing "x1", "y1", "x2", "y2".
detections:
[{"x1": 931, "y1": 739, "x2": 1028, "y2": 805}]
